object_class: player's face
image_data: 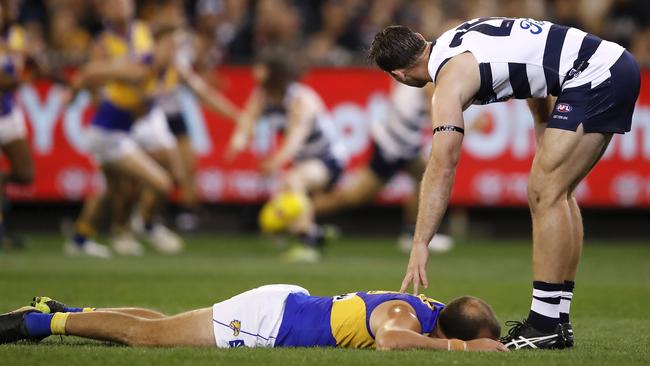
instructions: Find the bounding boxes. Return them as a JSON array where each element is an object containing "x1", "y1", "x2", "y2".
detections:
[
  {"x1": 389, "y1": 69, "x2": 428, "y2": 88},
  {"x1": 104, "y1": 0, "x2": 134, "y2": 24}
]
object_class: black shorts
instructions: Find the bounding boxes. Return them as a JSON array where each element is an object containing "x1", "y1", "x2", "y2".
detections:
[
  {"x1": 320, "y1": 155, "x2": 344, "y2": 191},
  {"x1": 548, "y1": 50, "x2": 641, "y2": 134},
  {"x1": 368, "y1": 142, "x2": 412, "y2": 182},
  {"x1": 166, "y1": 113, "x2": 189, "y2": 137}
]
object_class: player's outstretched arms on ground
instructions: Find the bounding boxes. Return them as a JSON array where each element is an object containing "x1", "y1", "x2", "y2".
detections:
[
  {"x1": 401, "y1": 53, "x2": 480, "y2": 294},
  {"x1": 371, "y1": 300, "x2": 506, "y2": 352}
]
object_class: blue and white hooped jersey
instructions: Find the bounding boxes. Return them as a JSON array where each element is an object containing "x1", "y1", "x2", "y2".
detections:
[
  {"x1": 372, "y1": 83, "x2": 429, "y2": 161},
  {"x1": 428, "y1": 17, "x2": 625, "y2": 104},
  {"x1": 262, "y1": 83, "x2": 347, "y2": 164}
]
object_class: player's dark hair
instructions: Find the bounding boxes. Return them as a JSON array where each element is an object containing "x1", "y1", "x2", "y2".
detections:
[
  {"x1": 438, "y1": 296, "x2": 501, "y2": 341},
  {"x1": 256, "y1": 48, "x2": 301, "y2": 100},
  {"x1": 368, "y1": 25, "x2": 426, "y2": 72}
]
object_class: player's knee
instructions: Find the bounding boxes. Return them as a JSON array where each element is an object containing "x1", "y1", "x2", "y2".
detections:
[
  {"x1": 152, "y1": 174, "x2": 173, "y2": 196},
  {"x1": 527, "y1": 179, "x2": 567, "y2": 212}
]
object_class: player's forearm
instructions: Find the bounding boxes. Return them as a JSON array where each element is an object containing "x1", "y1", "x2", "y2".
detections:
[
  {"x1": 80, "y1": 61, "x2": 151, "y2": 86},
  {"x1": 412, "y1": 159, "x2": 456, "y2": 246},
  {"x1": 199, "y1": 90, "x2": 240, "y2": 121},
  {"x1": 183, "y1": 70, "x2": 241, "y2": 121},
  {"x1": 376, "y1": 328, "x2": 461, "y2": 350}
]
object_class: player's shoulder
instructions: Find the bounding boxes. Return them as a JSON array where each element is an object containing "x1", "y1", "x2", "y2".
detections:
[{"x1": 368, "y1": 299, "x2": 422, "y2": 335}]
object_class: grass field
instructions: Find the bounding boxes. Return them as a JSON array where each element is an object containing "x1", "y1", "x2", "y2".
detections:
[{"x1": 0, "y1": 233, "x2": 648, "y2": 366}]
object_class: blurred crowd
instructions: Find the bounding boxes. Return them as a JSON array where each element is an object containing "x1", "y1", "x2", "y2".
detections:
[{"x1": 16, "y1": 0, "x2": 650, "y2": 68}]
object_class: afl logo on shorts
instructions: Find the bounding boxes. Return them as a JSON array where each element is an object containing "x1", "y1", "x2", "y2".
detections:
[{"x1": 556, "y1": 103, "x2": 573, "y2": 113}]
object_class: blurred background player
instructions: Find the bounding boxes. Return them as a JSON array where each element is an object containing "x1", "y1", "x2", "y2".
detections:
[
  {"x1": 64, "y1": 0, "x2": 175, "y2": 258},
  {"x1": 0, "y1": 0, "x2": 33, "y2": 250},
  {"x1": 227, "y1": 50, "x2": 347, "y2": 263},
  {"x1": 313, "y1": 82, "x2": 454, "y2": 253},
  {"x1": 150, "y1": 1, "x2": 241, "y2": 232}
]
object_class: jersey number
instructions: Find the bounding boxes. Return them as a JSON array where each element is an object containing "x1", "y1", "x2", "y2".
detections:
[{"x1": 449, "y1": 17, "x2": 515, "y2": 47}]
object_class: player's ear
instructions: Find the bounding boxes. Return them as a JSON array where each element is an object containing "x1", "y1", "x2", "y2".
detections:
[{"x1": 390, "y1": 70, "x2": 406, "y2": 82}]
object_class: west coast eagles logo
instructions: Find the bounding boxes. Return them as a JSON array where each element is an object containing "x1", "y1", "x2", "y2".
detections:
[{"x1": 229, "y1": 320, "x2": 241, "y2": 336}]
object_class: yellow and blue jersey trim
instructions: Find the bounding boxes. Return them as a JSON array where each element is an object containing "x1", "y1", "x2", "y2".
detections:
[
  {"x1": 0, "y1": 24, "x2": 26, "y2": 116},
  {"x1": 91, "y1": 101, "x2": 137, "y2": 131},
  {"x1": 276, "y1": 291, "x2": 445, "y2": 348}
]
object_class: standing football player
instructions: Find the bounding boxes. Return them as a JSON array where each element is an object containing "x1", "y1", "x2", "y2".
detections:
[
  {"x1": 65, "y1": 0, "x2": 174, "y2": 258},
  {"x1": 369, "y1": 18, "x2": 640, "y2": 349}
]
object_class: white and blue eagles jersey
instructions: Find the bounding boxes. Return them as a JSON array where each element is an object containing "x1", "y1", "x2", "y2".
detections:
[{"x1": 428, "y1": 17, "x2": 625, "y2": 104}]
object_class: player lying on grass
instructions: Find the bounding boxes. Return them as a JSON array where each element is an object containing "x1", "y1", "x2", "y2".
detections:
[{"x1": 0, "y1": 284, "x2": 506, "y2": 351}]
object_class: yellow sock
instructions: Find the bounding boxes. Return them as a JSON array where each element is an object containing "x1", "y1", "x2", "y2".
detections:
[
  {"x1": 50, "y1": 313, "x2": 70, "y2": 335},
  {"x1": 75, "y1": 221, "x2": 96, "y2": 237}
]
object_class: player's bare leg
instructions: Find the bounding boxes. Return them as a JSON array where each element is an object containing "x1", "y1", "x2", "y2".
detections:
[
  {"x1": 1, "y1": 138, "x2": 34, "y2": 186},
  {"x1": 312, "y1": 167, "x2": 383, "y2": 216},
  {"x1": 520, "y1": 124, "x2": 611, "y2": 340},
  {"x1": 281, "y1": 160, "x2": 332, "y2": 262},
  {"x1": 0, "y1": 138, "x2": 33, "y2": 249},
  {"x1": 97, "y1": 308, "x2": 167, "y2": 319},
  {"x1": 176, "y1": 136, "x2": 199, "y2": 210},
  {"x1": 24, "y1": 308, "x2": 215, "y2": 347},
  {"x1": 132, "y1": 147, "x2": 184, "y2": 254},
  {"x1": 107, "y1": 149, "x2": 173, "y2": 197},
  {"x1": 529, "y1": 126, "x2": 611, "y2": 283},
  {"x1": 98, "y1": 151, "x2": 171, "y2": 256}
]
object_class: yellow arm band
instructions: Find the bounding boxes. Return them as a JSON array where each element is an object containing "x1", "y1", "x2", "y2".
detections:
[
  {"x1": 50, "y1": 312, "x2": 70, "y2": 335},
  {"x1": 82, "y1": 307, "x2": 95, "y2": 313}
]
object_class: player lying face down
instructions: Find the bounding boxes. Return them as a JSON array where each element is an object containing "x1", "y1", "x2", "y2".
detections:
[{"x1": 0, "y1": 284, "x2": 506, "y2": 351}]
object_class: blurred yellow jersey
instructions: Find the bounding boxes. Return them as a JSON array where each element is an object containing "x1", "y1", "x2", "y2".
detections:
[
  {"x1": 0, "y1": 24, "x2": 27, "y2": 115},
  {"x1": 98, "y1": 21, "x2": 156, "y2": 111}
]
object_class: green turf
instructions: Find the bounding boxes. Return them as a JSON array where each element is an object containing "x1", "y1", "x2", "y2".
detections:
[{"x1": 0, "y1": 234, "x2": 648, "y2": 366}]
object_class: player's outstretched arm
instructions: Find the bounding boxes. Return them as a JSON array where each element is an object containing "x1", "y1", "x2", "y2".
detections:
[
  {"x1": 262, "y1": 97, "x2": 313, "y2": 174},
  {"x1": 371, "y1": 300, "x2": 506, "y2": 351},
  {"x1": 74, "y1": 41, "x2": 152, "y2": 89},
  {"x1": 178, "y1": 64, "x2": 241, "y2": 122},
  {"x1": 225, "y1": 89, "x2": 263, "y2": 160},
  {"x1": 401, "y1": 53, "x2": 481, "y2": 294}
]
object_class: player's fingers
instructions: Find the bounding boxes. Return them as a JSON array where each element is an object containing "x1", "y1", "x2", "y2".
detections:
[
  {"x1": 400, "y1": 272, "x2": 413, "y2": 293},
  {"x1": 420, "y1": 268, "x2": 429, "y2": 289},
  {"x1": 498, "y1": 342, "x2": 509, "y2": 352},
  {"x1": 413, "y1": 269, "x2": 420, "y2": 295}
]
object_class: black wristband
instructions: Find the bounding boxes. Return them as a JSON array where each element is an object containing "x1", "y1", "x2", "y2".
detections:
[{"x1": 433, "y1": 125, "x2": 465, "y2": 135}]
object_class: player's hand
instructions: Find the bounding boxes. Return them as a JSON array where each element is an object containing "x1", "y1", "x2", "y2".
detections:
[
  {"x1": 466, "y1": 338, "x2": 509, "y2": 352},
  {"x1": 259, "y1": 159, "x2": 277, "y2": 176},
  {"x1": 400, "y1": 242, "x2": 430, "y2": 294},
  {"x1": 225, "y1": 134, "x2": 246, "y2": 162}
]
